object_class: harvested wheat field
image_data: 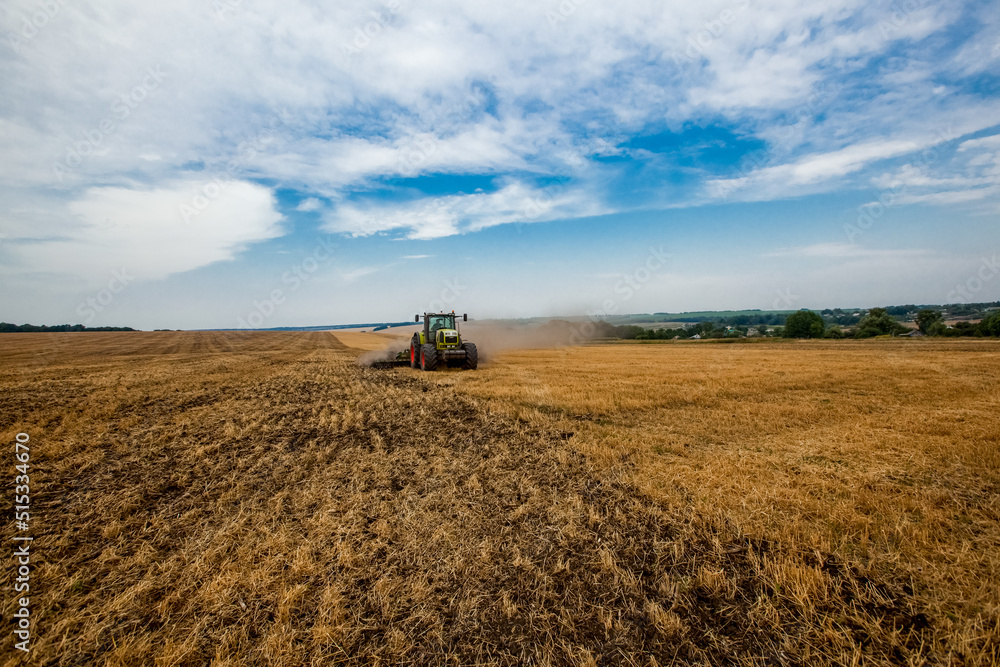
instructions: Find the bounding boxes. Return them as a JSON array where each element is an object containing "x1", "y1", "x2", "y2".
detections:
[{"x1": 1, "y1": 332, "x2": 998, "y2": 665}]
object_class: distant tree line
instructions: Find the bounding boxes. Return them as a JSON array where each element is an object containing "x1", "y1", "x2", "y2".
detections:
[
  {"x1": 609, "y1": 321, "x2": 775, "y2": 340},
  {"x1": 619, "y1": 302, "x2": 1000, "y2": 329},
  {"x1": 781, "y1": 307, "x2": 1000, "y2": 339},
  {"x1": 0, "y1": 322, "x2": 137, "y2": 332},
  {"x1": 920, "y1": 309, "x2": 1000, "y2": 337},
  {"x1": 661, "y1": 313, "x2": 790, "y2": 326},
  {"x1": 599, "y1": 306, "x2": 1000, "y2": 341}
]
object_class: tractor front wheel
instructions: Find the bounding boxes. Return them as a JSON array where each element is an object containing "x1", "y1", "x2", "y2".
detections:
[
  {"x1": 461, "y1": 342, "x2": 478, "y2": 370},
  {"x1": 420, "y1": 343, "x2": 438, "y2": 371}
]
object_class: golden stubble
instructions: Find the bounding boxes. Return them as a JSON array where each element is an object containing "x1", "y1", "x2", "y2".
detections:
[{"x1": 0, "y1": 332, "x2": 996, "y2": 665}]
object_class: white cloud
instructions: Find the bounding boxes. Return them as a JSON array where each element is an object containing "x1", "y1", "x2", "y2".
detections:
[
  {"x1": 871, "y1": 164, "x2": 997, "y2": 194},
  {"x1": 860, "y1": 134, "x2": 1000, "y2": 210},
  {"x1": 339, "y1": 266, "x2": 383, "y2": 283},
  {"x1": 4, "y1": 180, "x2": 284, "y2": 284},
  {"x1": 323, "y1": 181, "x2": 608, "y2": 239},
  {"x1": 958, "y1": 134, "x2": 1000, "y2": 152},
  {"x1": 764, "y1": 242, "x2": 929, "y2": 259},
  {"x1": 892, "y1": 187, "x2": 1000, "y2": 206},
  {"x1": 296, "y1": 197, "x2": 323, "y2": 212},
  {"x1": 786, "y1": 140, "x2": 921, "y2": 184},
  {"x1": 711, "y1": 139, "x2": 922, "y2": 198}
]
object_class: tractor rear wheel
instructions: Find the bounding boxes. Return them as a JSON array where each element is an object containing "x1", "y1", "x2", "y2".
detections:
[
  {"x1": 410, "y1": 341, "x2": 420, "y2": 368},
  {"x1": 420, "y1": 343, "x2": 438, "y2": 371},
  {"x1": 461, "y1": 342, "x2": 478, "y2": 370}
]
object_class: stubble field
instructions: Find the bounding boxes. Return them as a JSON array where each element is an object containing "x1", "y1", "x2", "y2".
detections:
[{"x1": 1, "y1": 331, "x2": 998, "y2": 665}]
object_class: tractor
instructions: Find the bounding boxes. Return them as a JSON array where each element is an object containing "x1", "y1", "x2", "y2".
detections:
[{"x1": 409, "y1": 311, "x2": 478, "y2": 371}]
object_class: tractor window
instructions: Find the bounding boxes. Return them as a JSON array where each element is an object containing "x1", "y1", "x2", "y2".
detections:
[{"x1": 427, "y1": 315, "x2": 455, "y2": 334}]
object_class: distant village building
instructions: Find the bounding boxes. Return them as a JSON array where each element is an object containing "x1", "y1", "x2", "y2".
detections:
[{"x1": 690, "y1": 334, "x2": 701, "y2": 340}]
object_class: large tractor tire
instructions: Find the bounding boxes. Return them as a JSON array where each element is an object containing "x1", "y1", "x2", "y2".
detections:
[
  {"x1": 461, "y1": 342, "x2": 478, "y2": 370},
  {"x1": 420, "y1": 343, "x2": 438, "y2": 371},
  {"x1": 409, "y1": 338, "x2": 420, "y2": 369}
]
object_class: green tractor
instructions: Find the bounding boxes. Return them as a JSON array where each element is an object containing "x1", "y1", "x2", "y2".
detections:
[{"x1": 410, "y1": 311, "x2": 478, "y2": 371}]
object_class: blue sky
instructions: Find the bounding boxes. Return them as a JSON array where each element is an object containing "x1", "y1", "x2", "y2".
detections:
[{"x1": 1, "y1": 0, "x2": 998, "y2": 329}]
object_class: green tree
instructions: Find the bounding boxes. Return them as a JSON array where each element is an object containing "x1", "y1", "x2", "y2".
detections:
[
  {"x1": 916, "y1": 309, "x2": 943, "y2": 334},
  {"x1": 947, "y1": 321, "x2": 978, "y2": 337},
  {"x1": 784, "y1": 310, "x2": 825, "y2": 338},
  {"x1": 980, "y1": 312, "x2": 1000, "y2": 337},
  {"x1": 824, "y1": 324, "x2": 844, "y2": 339},
  {"x1": 855, "y1": 307, "x2": 909, "y2": 338}
]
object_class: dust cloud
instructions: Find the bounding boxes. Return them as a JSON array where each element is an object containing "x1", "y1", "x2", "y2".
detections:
[
  {"x1": 359, "y1": 320, "x2": 612, "y2": 367},
  {"x1": 357, "y1": 346, "x2": 405, "y2": 367},
  {"x1": 461, "y1": 320, "x2": 593, "y2": 361}
]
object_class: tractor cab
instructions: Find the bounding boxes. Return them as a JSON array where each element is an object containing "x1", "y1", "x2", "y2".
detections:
[
  {"x1": 415, "y1": 311, "x2": 467, "y2": 345},
  {"x1": 426, "y1": 313, "x2": 456, "y2": 339}
]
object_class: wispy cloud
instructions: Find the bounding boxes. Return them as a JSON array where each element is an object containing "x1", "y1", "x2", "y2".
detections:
[
  {"x1": 323, "y1": 180, "x2": 609, "y2": 239},
  {"x1": 764, "y1": 243, "x2": 930, "y2": 259},
  {"x1": 958, "y1": 134, "x2": 1000, "y2": 152},
  {"x1": 859, "y1": 131, "x2": 1000, "y2": 209},
  {"x1": 296, "y1": 198, "x2": 323, "y2": 212},
  {"x1": 338, "y1": 266, "x2": 384, "y2": 283}
]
